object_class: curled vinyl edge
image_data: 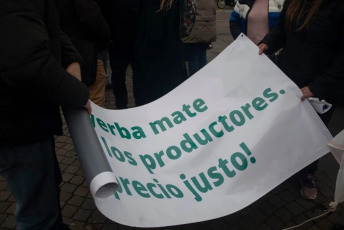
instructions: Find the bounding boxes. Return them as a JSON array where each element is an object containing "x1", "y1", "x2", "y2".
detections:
[{"x1": 90, "y1": 171, "x2": 118, "y2": 198}]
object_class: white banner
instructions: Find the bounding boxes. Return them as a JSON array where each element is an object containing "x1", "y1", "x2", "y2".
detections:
[
  {"x1": 328, "y1": 130, "x2": 344, "y2": 205},
  {"x1": 89, "y1": 35, "x2": 332, "y2": 227}
]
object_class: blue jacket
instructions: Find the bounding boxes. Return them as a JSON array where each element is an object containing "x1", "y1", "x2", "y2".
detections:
[{"x1": 230, "y1": 0, "x2": 284, "y2": 39}]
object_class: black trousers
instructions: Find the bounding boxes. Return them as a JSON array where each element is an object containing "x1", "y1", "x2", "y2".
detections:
[
  {"x1": 0, "y1": 137, "x2": 65, "y2": 230},
  {"x1": 108, "y1": 44, "x2": 135, "y2": 109},
  {"x1": 300, "y1": 108, "x2": 334, "y2": 176}
]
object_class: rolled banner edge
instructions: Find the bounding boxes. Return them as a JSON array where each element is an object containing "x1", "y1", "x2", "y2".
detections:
[{"x1": 90, "y1": 171, "x2": 118, "y2": 198}]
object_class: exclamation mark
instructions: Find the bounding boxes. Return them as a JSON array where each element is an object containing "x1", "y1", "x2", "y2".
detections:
[{"x1": 240, "y1": 142, "x2": 256, "y2": 164}]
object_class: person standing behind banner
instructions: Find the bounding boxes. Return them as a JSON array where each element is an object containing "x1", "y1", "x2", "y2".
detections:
[
  {"x1": 182, "y1": 0, "x2": 217, "y2": 77},
  {"x1": 0, "y1": 0, "x2": 90, "y2": 229},
  {"x1": 132, "y1": 0, "x2": 188, "y2": 106},
  {"x1": 258, "y1": 0, "x2": 344, "y2": 200},
  {"x1": 97, "y1": 0, "x2": 140, "y2": 109},
  {"x1": 230, "y1": 0, "x2": 284, "y2": 44},
  {"x1": 55, "y1": 0, "x2": 111, "y2": 108}
]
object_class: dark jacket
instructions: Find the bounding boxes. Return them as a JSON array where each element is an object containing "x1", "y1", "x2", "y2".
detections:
[
  {"x1": 230, "y1": 0, "x2": 284, "y2": 39},
  {"x1": 261, "y1": 0, "x2": 344, "y2": 103},
  {"x1": 96, "y1": 0, "x2": 141, "y2": 44},
  {"x1": 132, "y1": 0, "x2": 187, "y2": 106},
  {"x1": 0, "y1": 0, "x2": 89, "y2": 145},
  {"x1": 55, "y1": 0, "x2": 111, "y2": 86}
]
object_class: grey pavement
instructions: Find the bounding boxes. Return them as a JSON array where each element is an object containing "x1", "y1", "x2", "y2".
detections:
[{"x1": 1, "y1": 8, "x2": 344, "y2": 230}]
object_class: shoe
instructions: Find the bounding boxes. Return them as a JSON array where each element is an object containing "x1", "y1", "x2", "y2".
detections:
[{"x1": 300, "y1": 174, "x2": 317, "y2": 200}]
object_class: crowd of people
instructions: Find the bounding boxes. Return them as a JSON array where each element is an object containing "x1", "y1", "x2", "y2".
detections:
[{"x1": 0, "y1": 0, "x2": 343, "y2": 229}]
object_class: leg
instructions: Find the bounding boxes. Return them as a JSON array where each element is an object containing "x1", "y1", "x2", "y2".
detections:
[
  {"x1": 89, "y1": 59, "x2": 107, "y2": 107},
  {"x1": 0, "y1": 137, "x2": 65, "y2": 230},
  {"x1": 98, "y1": 50, "x2": 108, "y2": 73},
  {"x1": 198, "y1": 43, "x2": 208, "y2": 70},
  {"x1": 131, "y1": 60, "x2": 149, "y2": 107},
  {"x1": 300, "y1": 108, "x2": 334, "y2": 199},
  {"x1": 301, "y1": 108, "x2": 334, "y2": 176},
  {"x1": 108, "y1": 46, "x2": 132, "y2": 109},
  {"x1": 183, "y1": 43, "x2": 201, "y2": 77},
  {"x1": 300, "y1": 160, "x2": 319, "y2": 176}
]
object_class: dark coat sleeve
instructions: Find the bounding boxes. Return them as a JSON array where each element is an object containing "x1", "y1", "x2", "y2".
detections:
[
  {"x1": 145, "y1": 0, "x2": 164, "y2": 43},
  {"x1": 60, "y1": 30, "x2": 83, "y2": 68},
  {"x1": 259, "y1": 0, "x2": 290, "y2": 54},
  {"x1": 74, "y1": 0, "x2": 111, "y2": 46},
  {"x1": 135, "y1": 0, "x2": 164, "y2": 57},
  {"x1": 309, "y1": 17, "x2": 344, "y2": 100},
  {"x1": 0, "y1": 10, "x2": 89, "y2": 108}
]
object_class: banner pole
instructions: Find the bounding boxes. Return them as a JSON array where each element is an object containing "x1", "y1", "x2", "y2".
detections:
[{"x1": 63, "y1": 108, "x2": 118, "y2": 198}]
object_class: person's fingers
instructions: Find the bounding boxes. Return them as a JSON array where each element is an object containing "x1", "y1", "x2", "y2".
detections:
[
  {"x1": 258, "y1": 44, "x2": 268, "y2": 55},
  {"x1": 301, "y1": 91, "x2": 313, "y2": 101}
]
